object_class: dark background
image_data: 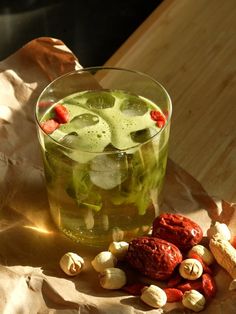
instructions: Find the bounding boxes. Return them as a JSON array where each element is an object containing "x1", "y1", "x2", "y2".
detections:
[{"x1": 0, "y1": 0, "x2": 162, "y2": 66}]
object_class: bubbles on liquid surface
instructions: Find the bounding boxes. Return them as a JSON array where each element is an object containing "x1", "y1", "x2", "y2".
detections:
[{"x1": 50, "y1": 90, "x2": 162, "y2": 157}]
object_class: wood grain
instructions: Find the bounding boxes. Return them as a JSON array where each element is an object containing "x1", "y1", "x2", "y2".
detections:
[{"x1": 105, "y1": 0, "x2": 236, "y2": 202}]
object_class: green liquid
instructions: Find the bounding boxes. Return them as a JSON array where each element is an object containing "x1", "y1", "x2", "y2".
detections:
[{"x1": 41, "y1": 90, "x2": 170, "y2": 247}]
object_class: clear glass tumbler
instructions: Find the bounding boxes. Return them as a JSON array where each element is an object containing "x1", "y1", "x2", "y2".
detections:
[{"x1": 35, "y1": 67, "x2": 172, "y2": 247}]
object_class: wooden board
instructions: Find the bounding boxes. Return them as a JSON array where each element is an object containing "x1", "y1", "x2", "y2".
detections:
[{"x1": 105, "y1": 0, "x2": 236, "y2": 202}]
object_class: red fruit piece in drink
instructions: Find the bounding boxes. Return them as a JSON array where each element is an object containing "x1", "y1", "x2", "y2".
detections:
[
  {"x1": 38, "y1": 100, "x2": 54, "y2": 108},
  {"x1": 150, "y1": 110, "x2": 166, "y2": 128},
  {"x1": 40, "y1": 119, "x2": 59, "y2": 134},
  {"x1": 54, "y1": 104, "x2": 69, "y2": 123}
]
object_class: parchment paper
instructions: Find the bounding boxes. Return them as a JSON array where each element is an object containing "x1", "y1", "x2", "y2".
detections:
[{"x1": 0, "y1": 37, "x2": 236, "y2": 314}]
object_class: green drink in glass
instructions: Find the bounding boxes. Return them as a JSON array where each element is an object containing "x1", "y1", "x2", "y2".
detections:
[{"x1": 35, "y1": 67, "x2": 172, "y2": 247}]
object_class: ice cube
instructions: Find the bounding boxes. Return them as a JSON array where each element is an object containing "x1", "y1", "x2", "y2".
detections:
[
  {"x1": 131, "y1": 128, "x2": 152, "y2": 143},
  {"x1": 86, "y1": 91, "x2": 115, "y2": 109},
  {"x1": 120, "y1": 96, "x2": 148, "y2": 116},
  {"x1": 89, "y1": 154, "x2": 128, "y2": 189},
  {"x1": 70, "y1": 113, "x2": 99, "y2": 129},
  {"x1": 58, "y1": 109, "x2": 112, "y2": 163},
  {"x1": 60, "y1": 132, "x2": 80, "y2": 148}
]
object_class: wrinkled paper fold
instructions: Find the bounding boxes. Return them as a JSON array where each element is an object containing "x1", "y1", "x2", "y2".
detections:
[{"x1": 0, "y1": 37, "x2": 235, "y2": 313}]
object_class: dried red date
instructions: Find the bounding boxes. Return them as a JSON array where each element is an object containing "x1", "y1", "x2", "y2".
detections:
[
  {"x1": 167, "y1": 273, "x2": 182, "y2": 288},
  {"x1": 177, "y1": 280, "x2": 203, "y2": 293},
  {"x1": 126, "y1": 236, "x2": 182, "y2": 280},
  {"x1": 188, "y1": 252, "x2": 213, "y2": 275},
  {"x1": 163, "y1": 288, "x2": 183, "y2": 302},
  {"x1": 122, "y1": 283, "x2": 145, "y2": 296},
  {"x1": 152, "y1": 214, "x2": 203, "y2": 250},
  {"x1": 231, "y1": 235, "x2": 236, "y2": 249},
  {"x1": 202, "y1": 273, "x2": 217, "y2": 299}
]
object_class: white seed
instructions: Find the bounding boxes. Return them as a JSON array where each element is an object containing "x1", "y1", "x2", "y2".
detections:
[
  {"x1": 108, "y1": 241, "x2": 129, "y2": 260},
  {"x1": 179, "y1": 258, "x2": 203, "y2": 280},
  {"x1": 84, "y1": 208, "x2": 94, "y2": 230},
  {"x1": 141, "y1": 285, "x2": 167, "y2": 308},
  {"x1": 101, "y1": 214, "x2": 109, "y2": 231},
  {"x1": 207, "y1": 222, "x2": 231, "y2": 241},
  {"x1": 182, "y1": 290, "x2": 206, "y2": 312},
  {"x1": 91, "y1": 251, "x2": 117, "y2": 272},
  {"x1": 99, "y1": 267, "x2": 126, "y2": 289},
  {"x1": 188, "y1": 245, "x2": 215, "y2": 265},
  {"x1": 59, "y1": 252, "x2": 84, "y2": 276},
  {"x1": 142, "y1": 225, "x2": 151, "y2": 233},
  {"x1": 229, "y1": 279, "x2": 236, "y2": 291},
  {"x1": 112, "y1": 227, "x2": 124, "y2": 241}
]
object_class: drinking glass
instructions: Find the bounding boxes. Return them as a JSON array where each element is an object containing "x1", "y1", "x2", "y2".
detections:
[{"x1": 35, "y1": 67, "x2": 172, "y2": 247}]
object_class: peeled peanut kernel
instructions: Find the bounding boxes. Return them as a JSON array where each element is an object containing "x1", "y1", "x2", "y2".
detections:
[
  {"x1": 59, "y1": 252, "x2": 84, "y2": 276},
  {"x1": 179, "y1": 258, "x2": 203, "y2": 280},
  {"x1": 182, "y1": 289, "x2": 206, "y2": 312},
  {"x1": 99, "y1": 267, "x2": 126, "y2": 289},
  {"x1": 91, "y1": 251, "x2": 117, "y2": 272},
  {"x1": 188, "y1": 245, "x2": 215, "y2": 265},
  {"x1": 209, "y1": 234, "x2": 236, "y2": 279},
  {"x1": 207, "y1": 222, "x2": 231, "y2": 241},
  {"x1": 108, "y1": 241, "x2": 129, "y2": 260},
  {"x1": 140, "y1": 285, "x2": 167, "y2": 308}
]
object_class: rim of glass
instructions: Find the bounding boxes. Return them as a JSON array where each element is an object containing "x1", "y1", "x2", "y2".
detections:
[{"x1": 35, "y1": 66, "x2": 172, "y2": 154}]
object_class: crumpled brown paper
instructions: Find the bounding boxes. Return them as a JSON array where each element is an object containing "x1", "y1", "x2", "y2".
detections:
[{"x1": 0, "y1": 37, "x2": 236, "y2": 313}]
